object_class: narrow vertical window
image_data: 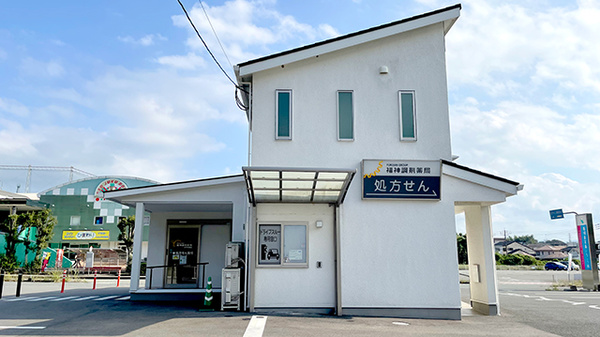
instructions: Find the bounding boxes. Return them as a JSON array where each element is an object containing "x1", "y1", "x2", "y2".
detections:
[
  {"x1": 276, "y1": 90, "x2": 292, "y2": 139},
  {"x1": 337, "y1": 91, "x2": 354, "y2": 140},
  {"x1": 399, "y1": 91, "x2": 416, "y2": 140}
]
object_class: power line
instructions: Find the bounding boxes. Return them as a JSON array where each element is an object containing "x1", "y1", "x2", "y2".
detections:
[
  {"x1": 176, "y1": 0, "x2": 237, "y2": 87},
  {"x1": 198, "y1": 0, "x2": 232, "y2": 68}
]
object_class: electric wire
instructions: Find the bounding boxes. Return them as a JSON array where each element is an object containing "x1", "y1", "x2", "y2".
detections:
[
  {"x1": 198, "y1": 0, "x2": 232, "y2": 68},
  {"x1": 176, "y1": 0, "x2": 248, "y2": 111}
]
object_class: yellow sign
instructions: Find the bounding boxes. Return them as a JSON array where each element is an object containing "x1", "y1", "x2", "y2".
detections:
[{"x1": 62, "y1": 230, "x2": 110, "y2": 241}]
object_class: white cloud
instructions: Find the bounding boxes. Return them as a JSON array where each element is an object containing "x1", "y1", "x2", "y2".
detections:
[
  {"x1": 0, "y1": 97, "x2": 29, "y2": 117},
  {"x1": 118, "y1": 34, "x2": 167, "y2": 46},
  {"x1": 0, "y1": 119, "x2": 39, "y2": 157},
  {"x1": 452, "y1": 99, "x2": 600, "y2": 174},
  {"x1": 447, "y1": 0, "x2": 600, "y2": 96},
  {"x1": 172, "y1": 0, "x2": 341, "y2": 65},
  {"x1": 156, "y1": 53, "x2": 206, "y2": 70},
  {"x1": 19, "y1": 57, "x2": 65, "y2": 78}
]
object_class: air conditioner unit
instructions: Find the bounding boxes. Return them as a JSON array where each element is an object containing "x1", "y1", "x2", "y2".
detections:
[
  {"x1": 221, "y1": 268, "x2": 241, "y2": 310},
  {"x1": 225, "y1": 242, "x2": 241, "y2": 268}
]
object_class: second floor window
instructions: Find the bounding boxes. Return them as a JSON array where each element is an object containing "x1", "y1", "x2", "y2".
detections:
[
  {"x1": 399, "y1": 90, "x2": 416, "y2": 141},
  {"x1": 276, "y1": 89, "x2": 292, "y2": 139},
  {"x1": 337, "y1": 91, "x2": 354, "y2": 140}
]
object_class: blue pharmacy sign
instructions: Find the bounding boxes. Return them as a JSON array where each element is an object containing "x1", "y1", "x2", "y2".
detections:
[{"x1": 362, "y1": 160, "x2": 441, "y2": 200}]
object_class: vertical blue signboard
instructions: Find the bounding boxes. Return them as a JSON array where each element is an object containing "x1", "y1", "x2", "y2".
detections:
[
  {"x1": 362, "y1": 160, "x2": 441, "y2": 200},
  {"x1": 576, "y1": 214, "x2": 593, "y2": 271}
]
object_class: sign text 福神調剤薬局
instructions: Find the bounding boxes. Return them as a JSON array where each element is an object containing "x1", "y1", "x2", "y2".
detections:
[{"x1": 362, "y1": 160, "x2": 441, "y2": 200}]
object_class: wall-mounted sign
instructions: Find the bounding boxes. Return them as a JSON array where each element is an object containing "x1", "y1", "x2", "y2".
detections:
[
  {"x1": 62, "y1": 230, "x2": 110, "y2": 240},
  {"x1": 362, "y1": 160, "x2": 441, "y2": 200},
  {"x1": 258, "y1": 224, "x2": 281, "y2": 265},
  {"x1": 95, "y1": 179, "x2": 128, "y2": 201}
]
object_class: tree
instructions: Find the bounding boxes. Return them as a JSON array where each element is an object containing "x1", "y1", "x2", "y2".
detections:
[
  {"x1": 0, "y1": 209, "x2": 56, "y2": 272},
  {"x1": 117, "y1": 216, "x2": 135, "y2": 270},
  {"x1": 0, "y1": 213, "x2": 30, "y2": 272},
  {"x1": 508, "y1": 234, "x2": 537, "y2": 245},
  {"x1": 456, "y1": 233, "x2": 468, "y2": 264},
  {"x1": 544, "y1": 239, "x2": 566, "y2": 246}
]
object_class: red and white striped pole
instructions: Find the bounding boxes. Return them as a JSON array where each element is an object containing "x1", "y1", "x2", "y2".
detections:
[
  {"x1": 60, "y1": 269, "x2": 66, "y2": 293},
  {"x1": 117, "y1": 270, "x2": 121, "y2": 287},
  {"x1": 93, "y1": 270, "x2": 97, "y2": 290}
]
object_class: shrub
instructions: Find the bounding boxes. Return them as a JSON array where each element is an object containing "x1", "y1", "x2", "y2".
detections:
[{"x1": 0, "y1": 255, "x2": 19, "y2": 273}]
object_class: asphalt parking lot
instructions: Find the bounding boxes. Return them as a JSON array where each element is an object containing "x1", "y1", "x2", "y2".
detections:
[{"x1": 0, "y1": 272, "x2": 597, "y2": 336}]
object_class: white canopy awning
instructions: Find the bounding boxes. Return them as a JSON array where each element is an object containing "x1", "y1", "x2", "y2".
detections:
[{"x1": 242, "y1": 167, "x2": 356, "y2": 206}]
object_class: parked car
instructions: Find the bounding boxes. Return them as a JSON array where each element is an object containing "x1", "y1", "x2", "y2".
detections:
[
  {"x1": 545, "y1": 261, "x2": 568, "y2": 271},
  {"x1": 559, "y1": 261, "x2": 580, "y2": 270}
]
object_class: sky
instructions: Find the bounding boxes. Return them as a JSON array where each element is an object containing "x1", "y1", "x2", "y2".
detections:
[{"x1": 1, "y1": 0, "x2": 599, "y2": 243}]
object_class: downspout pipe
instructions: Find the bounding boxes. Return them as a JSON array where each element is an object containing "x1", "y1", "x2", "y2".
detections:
[{"x1": 334, "y1": 203, "x2": 342, "y2": 316}]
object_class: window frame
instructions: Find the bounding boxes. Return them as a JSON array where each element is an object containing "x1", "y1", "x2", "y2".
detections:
[
  {"x1": 257, "y1": 222, "x2": 308, "y2": 268},
  {"x1": 337, "y1": 90, "x2": 354, "y2": 141},
  {"x1": 70, "y1": 215, "x2": 81, "y2": 226},
  {"x1": 399, "y1": 90, "x2": 417, "y2": 141},
  {"x1": 275, "y1": 89, "x2": 293, "y2": 140}
]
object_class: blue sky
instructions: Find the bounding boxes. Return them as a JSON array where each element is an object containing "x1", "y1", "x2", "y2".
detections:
[{"x1": 1, "y1": 0, "x2": 599, "y2": 242}]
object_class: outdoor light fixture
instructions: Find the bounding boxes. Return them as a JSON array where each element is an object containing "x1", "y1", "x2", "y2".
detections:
[
  {"x1": 316, "y1": 220, "x2": 323, "y2": 228},
  {"x1": 379, "y1": 66, "x2": 389, "y2": 74}
]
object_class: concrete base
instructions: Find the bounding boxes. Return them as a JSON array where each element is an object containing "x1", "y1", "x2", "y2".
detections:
[
  {"x1": 253, "y1": 307, "x2": 335, "y2": 316},
  {"x1": 131, "y1": 289, "x2": 221, "y2": 303},
  {"x1": 470, "y1": 300, "x2": 498, "y2": 316},
  {"x1": 342, "y1": 307, "x2": 461, "y2": 320}
]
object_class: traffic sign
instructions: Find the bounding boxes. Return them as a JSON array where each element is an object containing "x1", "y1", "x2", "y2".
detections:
[{"x1": 549, "y1": 209, "x2": 564, "y2": 220}]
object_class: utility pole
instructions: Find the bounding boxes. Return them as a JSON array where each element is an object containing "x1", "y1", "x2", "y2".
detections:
[{"x1": 504, "y1": 229, "x2": 508, "y2": 255}]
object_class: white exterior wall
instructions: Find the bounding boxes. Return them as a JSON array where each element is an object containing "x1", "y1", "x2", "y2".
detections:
[
  {"x1": 254, "y1": 204, "x2": 335, "y2": 308},
  {"x1": 250, "y1": 23, "x2": 451, "y2": 167},
  {"x1": 248, "y1": 23, "x2": 458, "y2": 310},
  {"x1": 122, "y1": 182, "x2": 247, "y2": 242},
  {"x1": 341, "y1": 181, "x2": 460, "y2": 308}
]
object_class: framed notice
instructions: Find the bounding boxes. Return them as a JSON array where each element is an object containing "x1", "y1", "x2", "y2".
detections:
[{"x1": 259, "y1": 224, "x2": 281, "y2": 265}]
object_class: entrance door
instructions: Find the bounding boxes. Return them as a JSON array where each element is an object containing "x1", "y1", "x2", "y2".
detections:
[{"x1": 166, "y1": 226, "x2": 200, "y2": 288}]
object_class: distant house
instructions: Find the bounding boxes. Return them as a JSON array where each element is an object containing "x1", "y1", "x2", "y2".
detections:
[
  {"x1": 494, "y1": 241, "x2": 536, "y2": 256},
  {"x1": 562, "y1": 246, "x2": 580, "y2": 260},
  {"x1": 530, "y1": 244, "x2": 567, "y2": 260}
]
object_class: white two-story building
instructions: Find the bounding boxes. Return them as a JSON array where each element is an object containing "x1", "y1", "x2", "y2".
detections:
[{"x1": 106, "y1": 4, "x2": 521, "y2": 320}]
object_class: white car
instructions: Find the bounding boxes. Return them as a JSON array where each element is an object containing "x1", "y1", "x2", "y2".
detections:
[{"x1": 561, "y1": 261, "x2": 580, "y2": 270}]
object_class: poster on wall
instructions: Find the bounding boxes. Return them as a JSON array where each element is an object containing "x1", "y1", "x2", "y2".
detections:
[
  {"x1": 259, "y1": 224, "x2": 281, "y2": 265},
  {"x1": 362, "y1": 160, "x2": 441, "y2": 200}
]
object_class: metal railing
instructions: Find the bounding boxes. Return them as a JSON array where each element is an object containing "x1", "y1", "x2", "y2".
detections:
[{"x1": 146, "y1": 262, "x2": 209, "y2": 290}]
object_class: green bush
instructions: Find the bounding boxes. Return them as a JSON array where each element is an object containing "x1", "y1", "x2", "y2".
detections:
[
  {"x1": 496, "y1": 253, "x2": 543, "y2": 266},
  {"x1": 0, "y1": 255, "x2": 19, "y2": 273}
]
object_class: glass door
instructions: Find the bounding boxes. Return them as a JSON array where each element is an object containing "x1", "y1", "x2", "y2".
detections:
[{"x1": 165, "y1": 226, "x2": 200, "y2": 288}]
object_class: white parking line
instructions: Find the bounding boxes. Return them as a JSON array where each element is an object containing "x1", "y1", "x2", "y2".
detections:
[
  {"x1": 27, "y1": 297, "x2": 57, "y2": 302},
  {"x1": 3, "y1": 297, "x2": 38, "y2": 302},
  {"x1": 243, "y1": 315, "x2": 268, "y2": 337},
  {"x1": 49, "y1": 296, "x2": 80, "y2": 301},
  {"x1": 94, "y1": 295, "x2": 119, "y2": 301},
  {"x1": 72, "y1": 296, "x2": 99, "y2": 301},
  {"x1": 0, "y1": 326, "x2": 46, "y2": 330},
  {"x1": 115, "y1": 296, "x2": 130, "y2": 301}
]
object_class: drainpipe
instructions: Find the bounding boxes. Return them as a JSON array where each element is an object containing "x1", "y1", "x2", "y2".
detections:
[
  {"x1": 334, "y1": 204, "x2": 342, "y2": 316},
  {"x1": 249, "y1": 205, "x2": 256, "y2": 312}
]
